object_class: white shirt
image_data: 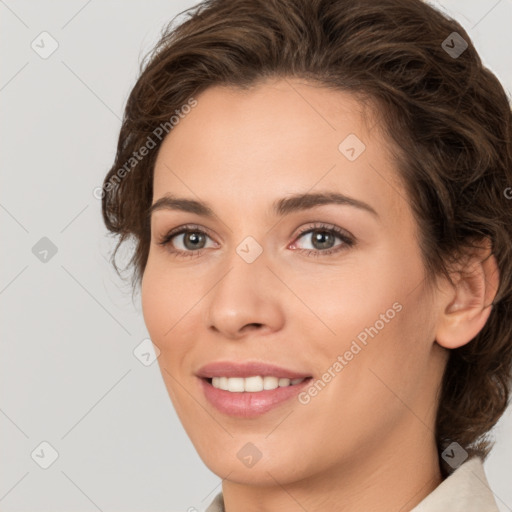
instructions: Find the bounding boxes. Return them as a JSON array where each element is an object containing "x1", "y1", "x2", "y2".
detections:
[{"x1": 204, "y1": 456, "x2": 500, "y2": 511}]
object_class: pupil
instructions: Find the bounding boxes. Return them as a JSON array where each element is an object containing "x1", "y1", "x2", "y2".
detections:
[
  {"x1": 185, "y1": 232, "x2": 205, "y2": 250},
  {"x1": 313, "y1": 230, "x2": 334, "y2": 250}
]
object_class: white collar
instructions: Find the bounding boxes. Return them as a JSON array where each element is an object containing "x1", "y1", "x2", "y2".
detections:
[{"x1": 411, "y1": 456, "x2": 499, "y2": 511}]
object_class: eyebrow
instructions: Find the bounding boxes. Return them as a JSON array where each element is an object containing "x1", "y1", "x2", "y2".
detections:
[{"x1": 148, "y1": 191, "x2": 379, "y2": 219}]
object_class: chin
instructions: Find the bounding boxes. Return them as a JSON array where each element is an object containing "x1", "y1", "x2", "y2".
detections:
[{"x1": 195, "y1": 441, "x2": 314, "y2": 486}]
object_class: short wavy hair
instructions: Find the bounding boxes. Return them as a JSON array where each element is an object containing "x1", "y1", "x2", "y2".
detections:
[{"x1": 102, "y1": 0, "x2": 512, "y2": 478}]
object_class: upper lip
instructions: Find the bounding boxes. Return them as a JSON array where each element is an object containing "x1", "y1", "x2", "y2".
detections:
[{"x1": 196, "y1": 361, "x2": 312, "y2": 379}]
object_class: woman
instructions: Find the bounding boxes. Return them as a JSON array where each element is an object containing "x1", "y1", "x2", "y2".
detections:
[{"x1": 101, "y1": 0, "x2": 512, "y2": 510}]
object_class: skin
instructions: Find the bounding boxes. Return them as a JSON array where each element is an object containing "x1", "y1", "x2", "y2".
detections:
[{"x1": 141, "y1": 78, "x2": 499, "y2": 512}]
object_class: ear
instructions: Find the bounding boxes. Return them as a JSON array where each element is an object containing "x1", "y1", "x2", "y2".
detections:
[{"x1": 435, "y1": 238, "x2": 500, "y2": 350}]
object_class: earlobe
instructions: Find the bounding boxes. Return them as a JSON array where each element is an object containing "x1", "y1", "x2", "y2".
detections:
[{"x1": 435, "y1": 240, "x2": 500, "y2": 350}]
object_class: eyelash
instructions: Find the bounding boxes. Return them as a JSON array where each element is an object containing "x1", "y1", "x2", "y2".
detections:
[{"x1": 156, "y1": 222, "x2": 355, "y2": 259}]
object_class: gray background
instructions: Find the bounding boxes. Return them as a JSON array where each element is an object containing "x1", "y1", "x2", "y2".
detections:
[{"x1": 1, "y1": 1, "x2": 511, "y2": 511}]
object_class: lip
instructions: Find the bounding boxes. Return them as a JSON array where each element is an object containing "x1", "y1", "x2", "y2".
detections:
[
  {"x1": 199, "y1": 376, "x2": 313, "y2": 417},
  {"x1": 196, "y1": 360, "x2": 311, "y2": 379},
  {"x1": 196, "y1": 360, "x2": 313, "y2": 418}
]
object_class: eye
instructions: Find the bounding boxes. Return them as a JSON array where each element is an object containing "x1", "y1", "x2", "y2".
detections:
[
  {"x1": 156, "y1": 222, "x2": 355, "y2": 259},
  {"x1": 156, "y1": 224, "x2": 217, "y2": 257},
  {"x1": 290, "y1": 222, "x2": 355, "y2": 257}
]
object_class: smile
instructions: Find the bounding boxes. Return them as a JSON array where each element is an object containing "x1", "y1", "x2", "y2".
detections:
[
  {"x1": 200, "y1": 376, "x2": 313, "y2": 417},
  {"x1": 210, "y1": 375, "x2": 307, "y2": 392}
]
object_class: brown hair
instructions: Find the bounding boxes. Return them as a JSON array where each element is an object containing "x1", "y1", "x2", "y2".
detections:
[{"x1": 102, "y1": 0, "x2": 512, "y2": 477}]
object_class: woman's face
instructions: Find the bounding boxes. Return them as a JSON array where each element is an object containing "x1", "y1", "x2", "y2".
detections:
[{"x1": 141, "y1": 78, "x2": 449, "y2": 485}]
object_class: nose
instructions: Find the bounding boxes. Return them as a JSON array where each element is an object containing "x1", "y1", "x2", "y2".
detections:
[{"x1": 203, "y1": 252, "x2": 286, "y2": 340}]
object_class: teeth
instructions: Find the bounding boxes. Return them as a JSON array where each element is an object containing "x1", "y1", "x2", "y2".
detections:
[
  {"x1": 211, "y1": 376, "x2": 306, "y2": 392},
  {"x1": 228, "y1": 377, "x2": 245, "y2": 392},
  {"x1": 263, "y1": 376, "x2": 278, "y2": 390}
]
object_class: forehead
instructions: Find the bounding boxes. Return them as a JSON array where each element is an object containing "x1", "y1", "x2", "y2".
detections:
[{"x1": 152, "y1": 78, "x2": 408, "y2": 223}]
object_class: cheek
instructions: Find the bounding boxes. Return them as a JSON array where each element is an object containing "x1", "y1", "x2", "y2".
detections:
[
  {"x1": 141, "y1": 259, "x2": 209, "y2": 371},
  {"x1": 300, "y1": 243, "x2": 430, "y2": 388},
  {"x1": 313, "y1": 255, "x2": 435, "y2": 422},
  {"x1": 141, "y1": 262, "x2": 200, "y2": 409},
  {"x1": 142, "y1": 258, "x2": 190, "y2": 332},
  {"x1": 141, "y1": 263, "x2": 166, "y2": 339},
  {"x1": 295, "y1": 250, "x2": 411, "y2": 340}
]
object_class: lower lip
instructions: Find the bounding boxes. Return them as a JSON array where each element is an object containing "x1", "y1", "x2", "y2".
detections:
[{"x1": 199, "y1": 377, "x2": 312, "y2": 418}]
